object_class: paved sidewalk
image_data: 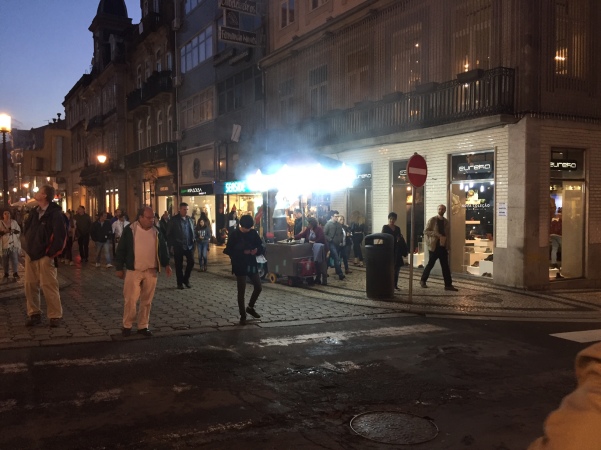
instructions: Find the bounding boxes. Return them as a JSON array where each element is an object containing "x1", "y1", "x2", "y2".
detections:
[{"x1": 1, "y1": 246, "x2": 600, "y2": 350}]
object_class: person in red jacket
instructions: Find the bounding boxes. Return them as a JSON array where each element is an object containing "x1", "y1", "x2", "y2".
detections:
[{"x1": 295, "y1": 217, "x2": 329, "y2": 286}]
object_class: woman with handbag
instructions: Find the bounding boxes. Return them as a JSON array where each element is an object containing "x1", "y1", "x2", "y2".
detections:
[
  {"x1": 382, "y1": 212, "x2": 408, "y2": 291},
  {"x1": 0, "y1": 210, "x2": 22, "y2": 280}
]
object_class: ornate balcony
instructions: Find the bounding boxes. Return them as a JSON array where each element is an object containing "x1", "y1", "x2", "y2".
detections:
[
  {"x1": 125, "y1": 141, "x2": 177, "y2": 170},
  {"x1": 287, "y1": 67, "x2": 515, "y2": 147},
  {"x1": 127, "y1": 70, "x2": 173, "y2": 111}
]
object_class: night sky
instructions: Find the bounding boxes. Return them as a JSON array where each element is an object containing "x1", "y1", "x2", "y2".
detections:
[{"x1": 1, "y1": 0, "x2": 140, "y2": 131}]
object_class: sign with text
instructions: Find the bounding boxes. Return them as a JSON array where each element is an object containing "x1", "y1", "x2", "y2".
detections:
[
  {"x1": 219, "y1": 0, "x2": 257, "y2": 15},
  {"x1": 219, "y1": 26, "x2": 258, "y2": 46}
]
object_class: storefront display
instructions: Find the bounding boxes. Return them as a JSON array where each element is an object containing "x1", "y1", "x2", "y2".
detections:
[
  {"x1": 180, "y1": 184, "x2": 216, "y2": 237},
  {"x1": 449, "y1": 151, "x2": 495, "y2": 277}
]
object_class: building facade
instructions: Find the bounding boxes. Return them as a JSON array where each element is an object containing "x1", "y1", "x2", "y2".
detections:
[{"x1": 261, "y1": 0, "x2": 601, "y2": 289}]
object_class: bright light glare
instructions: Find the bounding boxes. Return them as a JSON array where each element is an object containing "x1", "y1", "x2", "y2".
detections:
[{"x1": 246, "y1": 163, "x2": 356, "y2": 195}]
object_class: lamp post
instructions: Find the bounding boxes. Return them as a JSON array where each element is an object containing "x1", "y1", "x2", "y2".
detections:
[
  {"x1": 0, "y1": 114, "x2": 11, "y2": 209},
  {"x1": 97, "y1": 153, "x2": 107, "y2": 212}
]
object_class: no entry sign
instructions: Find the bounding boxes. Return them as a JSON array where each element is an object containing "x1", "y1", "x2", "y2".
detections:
[{"x1": 406, "y1": 153, "x2": 428, "y2": 187}]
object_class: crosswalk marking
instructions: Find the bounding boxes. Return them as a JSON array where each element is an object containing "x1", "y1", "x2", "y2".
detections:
[
  {"x1": 550, "y1": 329, "x2": 601, "y2": 343},
  {"x1": 255, "y1": 324, "x2": 447, "y2": 347}
]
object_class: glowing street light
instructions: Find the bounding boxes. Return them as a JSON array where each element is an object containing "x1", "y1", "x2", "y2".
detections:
[{"x1": 97, "y1": 154, "x2": 107, "y2": 164}]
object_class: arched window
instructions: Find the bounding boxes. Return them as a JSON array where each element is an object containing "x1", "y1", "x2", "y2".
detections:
[
  {"x1": 157, "y1": 110, "x2": 163, "y2": 144},
  {"x1": 156, "y1": 49, "x2": 162, "y2": 72},
  {"x1": 137, "y1": 120, "x2": 144, "y2": 150},
  {"x1": 167, "y1": 106, "x2": 173, "y2": 141},
  {"x1": 146, "y1": 116, "x2": 152, "y2": 148}
]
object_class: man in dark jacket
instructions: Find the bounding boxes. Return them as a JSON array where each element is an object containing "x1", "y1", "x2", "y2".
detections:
[
  {"x1": 225, "y1": 214, "x2": 264, "y2": 325},
  {"x1": 91, "y1": 212, "x2": 113, "y2": 268},
  {"x1": 22, "y1": 185, "x2": 67, "y2": 327},
  {"x1": 166, "y1": 202, "x2": 195, "y2": 289},
  {"x1": 324, "y1": 210, "x2": 345, "y2": 281},
  {"x1": 115, "y1": 206, "x2": 172, "y2": 337},
  {"x1": 73, "y1": 205, "x2": 92, "y2": 262}
]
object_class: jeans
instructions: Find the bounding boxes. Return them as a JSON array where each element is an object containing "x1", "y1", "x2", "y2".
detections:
[
  {"x1": 95, "y1": 241, "x2": 112, "y2": 265},
  {"x1": 421, "y1": 244, "x2": 453, "y2": 287},
  {"x1": 197, "y1": 241, "x2": 209, "y2": 267},
  {"x1": 174, "y1": 246, "x2": 194, "y2": 285},
  {"x1": 78, "y1": 233, "x2": 90, "y2": 261},
  {"x1": 550, "y1": 235, "x2": 562, "y2": 265},
  {"x1": 352, "y1": 233, "x2": 364, "y2": 261},
  {"x1": 339, "y1": 245, "x2": 351, "y2": 271},
  {"x1": 237, "y1": 273, "x2": 262, "y2": 316},
  {"x1": 328, "y1": 244, "x2": 344, "y2": 277},
  {"x1": 2, "y1": 248, "x2": 19, "y2": 275}
]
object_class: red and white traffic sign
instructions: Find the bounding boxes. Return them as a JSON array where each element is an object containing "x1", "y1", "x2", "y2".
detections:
[{"x1": 406, "y1": 153, "x2": 428, "y2": 187}]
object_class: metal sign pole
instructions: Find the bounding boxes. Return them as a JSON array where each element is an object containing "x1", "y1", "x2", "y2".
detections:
[{"x1": 408, "y1": 185, "x2": 415, "y2": 303}]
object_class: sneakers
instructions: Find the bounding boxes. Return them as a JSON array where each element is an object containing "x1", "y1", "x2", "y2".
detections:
[
  {"x1": 177, "y1": 284, "x2": 184, "y2": 290},
  {"x1": 25, "y1": 314, "x2": 42, "y2": 327},
  {"x1": 338, "y1": 275, "x2": 346, "y2": 281},
  {"x1": 106, "y1": 264, "x2": 113, "y2": 269},
  {"x1": 444, "y1": 285, "x2": 459, "y2": 291},
  {"x1": 95, "y1": 263, "x2": 100, "y2": 268},
  {"x1": 345, "y1": 269, "x2": 352, "y2": 274},
  {"x1": 246, "y1": 306, "x2": 261, "y2": 318},
  {"x1": 49, "y1": 318, "x2": 62, "y2": 328},
  {"x1": 122, "y1": 327, "x2": 132, "y2": 337},
  {"x1": 69, "y1": 261, "x2": 74, "y2": 266},
  {"x1": 137, "y1": 328, "x2": 153, "y2": 337},
  {"x1": 239, "y1": 315, "x2": 247, "y2": 325},
  {"x1": 420, "y1": 281, "x2": 428, "y2": 288}
]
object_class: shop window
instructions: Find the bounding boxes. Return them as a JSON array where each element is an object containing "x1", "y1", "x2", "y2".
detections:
[
  {"x1": 549, "y1": 148, "x2": 585, "y2": 280},
  {"x1": 391, "y1": 160, "x2": 424, "y2": 264},
  {"x1": 450, "y1": 151, "x2": 495, "y2": 277}
]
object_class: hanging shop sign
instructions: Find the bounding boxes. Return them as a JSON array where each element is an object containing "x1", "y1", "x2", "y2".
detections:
[
  {"x1": 353, "y1": 163, "x2": 372, "y2": 188},
  {"x1": 218, "y1": 26, "x2": 258, "y2": 46},
  {"x1": 219, "y1": 0, "x2": 257, "y2": 15},
  {"x1": 180, "y1": 184, "x2": 214, "y2": 196},
  {"x1": 550, "y1": 160, "x2": 578, "y2": 171},
  {"x1": 214, "y1": 180, "x2": 253, "y2": 195}
]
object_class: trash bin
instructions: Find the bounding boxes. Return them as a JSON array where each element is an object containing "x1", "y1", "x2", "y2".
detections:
[{"x1": 364, "y1": 233, "x2": 395, "y2": 299}]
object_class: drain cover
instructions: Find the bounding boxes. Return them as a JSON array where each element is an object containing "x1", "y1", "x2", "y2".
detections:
[{"x1": 350, "y1": 411, "x2": 438, "y2": 445}]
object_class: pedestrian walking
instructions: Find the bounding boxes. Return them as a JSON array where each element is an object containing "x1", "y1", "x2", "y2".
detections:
[
  {"x1": 111, "y1": 210, "x2": 130, "y2": 256},
  {"x1": 166, "y1": 202, "x2": 195, "y2": 289},
  {"x1": 0, "y1": 210, "x2": 22, "y2": 280},
  {"x1": 74, "y1": 205, "x2": 92, "y2": 263},
  {"x1": 159, "y1": 211, "x2": 169, "y2": 239},
  {"x1": 91, "y1": 212, "x2": 113, "y2": 268},
  {"x1": 324, "y1": 210, "x2": 345, "y2": 281},
  {"x1": 349, "y1": 210, "x2": 365, "y2": 267},
  {"x1": 382, "y1": 212, "x2": 408, "y2": 290},
  {"x1": 195, "y1": 218, "x2": 212, "y2": 271},
  {"x1": 22, "y1": 185, "x2": 67, "y2": 327},
  {"x1": 224, "y1": 214, "x2": 264, "y2": 325},
  {"x1": 115, "y1": 206, "x2": 172, "y2": 337},
  {"x1": 60, "y1": 211, "x2": 75, "y2": 265},
  {"x1": 338, "y1": 215, "x2": 353, "y2": 274},
  {"x1": 420, "y1": 204, "x2": 458, "y2": 291}
]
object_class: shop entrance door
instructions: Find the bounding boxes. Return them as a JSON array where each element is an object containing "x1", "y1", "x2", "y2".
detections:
[{"x1": 549, "y1": 181, "x2": 585, "y2": 280}]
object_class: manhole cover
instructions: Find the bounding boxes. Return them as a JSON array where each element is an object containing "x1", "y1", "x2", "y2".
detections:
[{"x1": 350, "y1": 411, "x2": 438, "y2": 445}]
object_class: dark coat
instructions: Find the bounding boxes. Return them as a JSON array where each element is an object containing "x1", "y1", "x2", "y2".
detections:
[
  {"x1": 91, "y1": 219, "x2": 112, "y2": 243},
  {"x1": 22, "y1": 202, "x2": 67, "y2": 262},
  {"x1": 224, "y1": 227, "x2": 264, "y2": 276},
  {"x1": 382, "y1": 224, "x2": 408, "y2": 266},
  {"x1": 114, "y1": 222, "x2": 170, "y2": 272},
  {"x1": 166, "y1": 213, "x2": 195, "y2": 250}
]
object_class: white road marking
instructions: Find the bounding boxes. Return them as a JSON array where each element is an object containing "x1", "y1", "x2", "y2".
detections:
[
  {"x1": 255, "y1": 324, "x2": 447, "y2": 347},
  {"x1": 551, "y1": 329, "x2": 601, "y2": 343},
  {"x1": 0, "y1": 363, "x2": 28, "y2": 374}
]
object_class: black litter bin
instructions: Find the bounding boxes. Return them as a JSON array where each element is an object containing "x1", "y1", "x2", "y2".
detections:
[{"x1": 364, "y1": 233, "x2": 395, "y2": 299}]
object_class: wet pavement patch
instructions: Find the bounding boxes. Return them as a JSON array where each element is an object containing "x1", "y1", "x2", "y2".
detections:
[{"x1": 350, "y1": 411, "x2": 438, "y2": 445}]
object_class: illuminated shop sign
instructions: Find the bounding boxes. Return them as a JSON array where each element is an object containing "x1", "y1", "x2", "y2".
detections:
[
  {"x1": 180, "y1": 184, "x2": 214, "y2": 196},
  {"x1": 550, "y1": 160, "x2": 578, "y2": 170},
  {"x1": 224, "y1": 180, "x2": 252, "y2": 194},
  {"x1": 458, "y1": 162, "x2": 494, "y2": 174}
]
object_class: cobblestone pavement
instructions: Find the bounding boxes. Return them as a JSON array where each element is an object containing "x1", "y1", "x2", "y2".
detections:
[{"x1": 1, "y1": 245, "x2": 600, "y2": 349}]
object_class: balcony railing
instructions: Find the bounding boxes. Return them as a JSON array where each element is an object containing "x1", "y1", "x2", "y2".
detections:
[
  {"x1": 290, "y1": 67, "x2": 515, "y2": 147},
  {"x1": 125, "y1": 141, "x2": 177, "y2": 169},
  {"x1": 127, "y1": 70, "x2": 173, "y2": 111}
]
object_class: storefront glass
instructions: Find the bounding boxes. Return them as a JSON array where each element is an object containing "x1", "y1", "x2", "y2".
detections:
[
  {"x1": 348, "y1": 163, "x2": 373, "y2": 235},
  {"x1": 549, "y1": 148, "x2": 585, "y2": 280},
  {"x1": 180, "y1": 184, "x2": 216, "y2": 236},
  {"x1": 391, "y1": 160, "x2": 424, "y2": 266},
  {"x1": 449, "y1": 151, "x2": 495, "y2": 277}
]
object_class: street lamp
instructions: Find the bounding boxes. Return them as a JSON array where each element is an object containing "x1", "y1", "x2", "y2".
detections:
[
  {"x1": 0, "y1": 114, "x2": 11, "y2": 209},
  {"x1": 97, "y1": 153, "x2": 108, "y2": 212}
]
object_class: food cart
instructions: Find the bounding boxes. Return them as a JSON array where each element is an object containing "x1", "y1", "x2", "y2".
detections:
[{"x1": 265, "y1": 240, "x2": 315, "y2": 286}]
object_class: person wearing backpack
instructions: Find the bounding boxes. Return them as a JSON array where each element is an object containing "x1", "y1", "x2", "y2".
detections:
[{"x1": 22, "y1": 185, "x2": 67, "y2": 328}]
